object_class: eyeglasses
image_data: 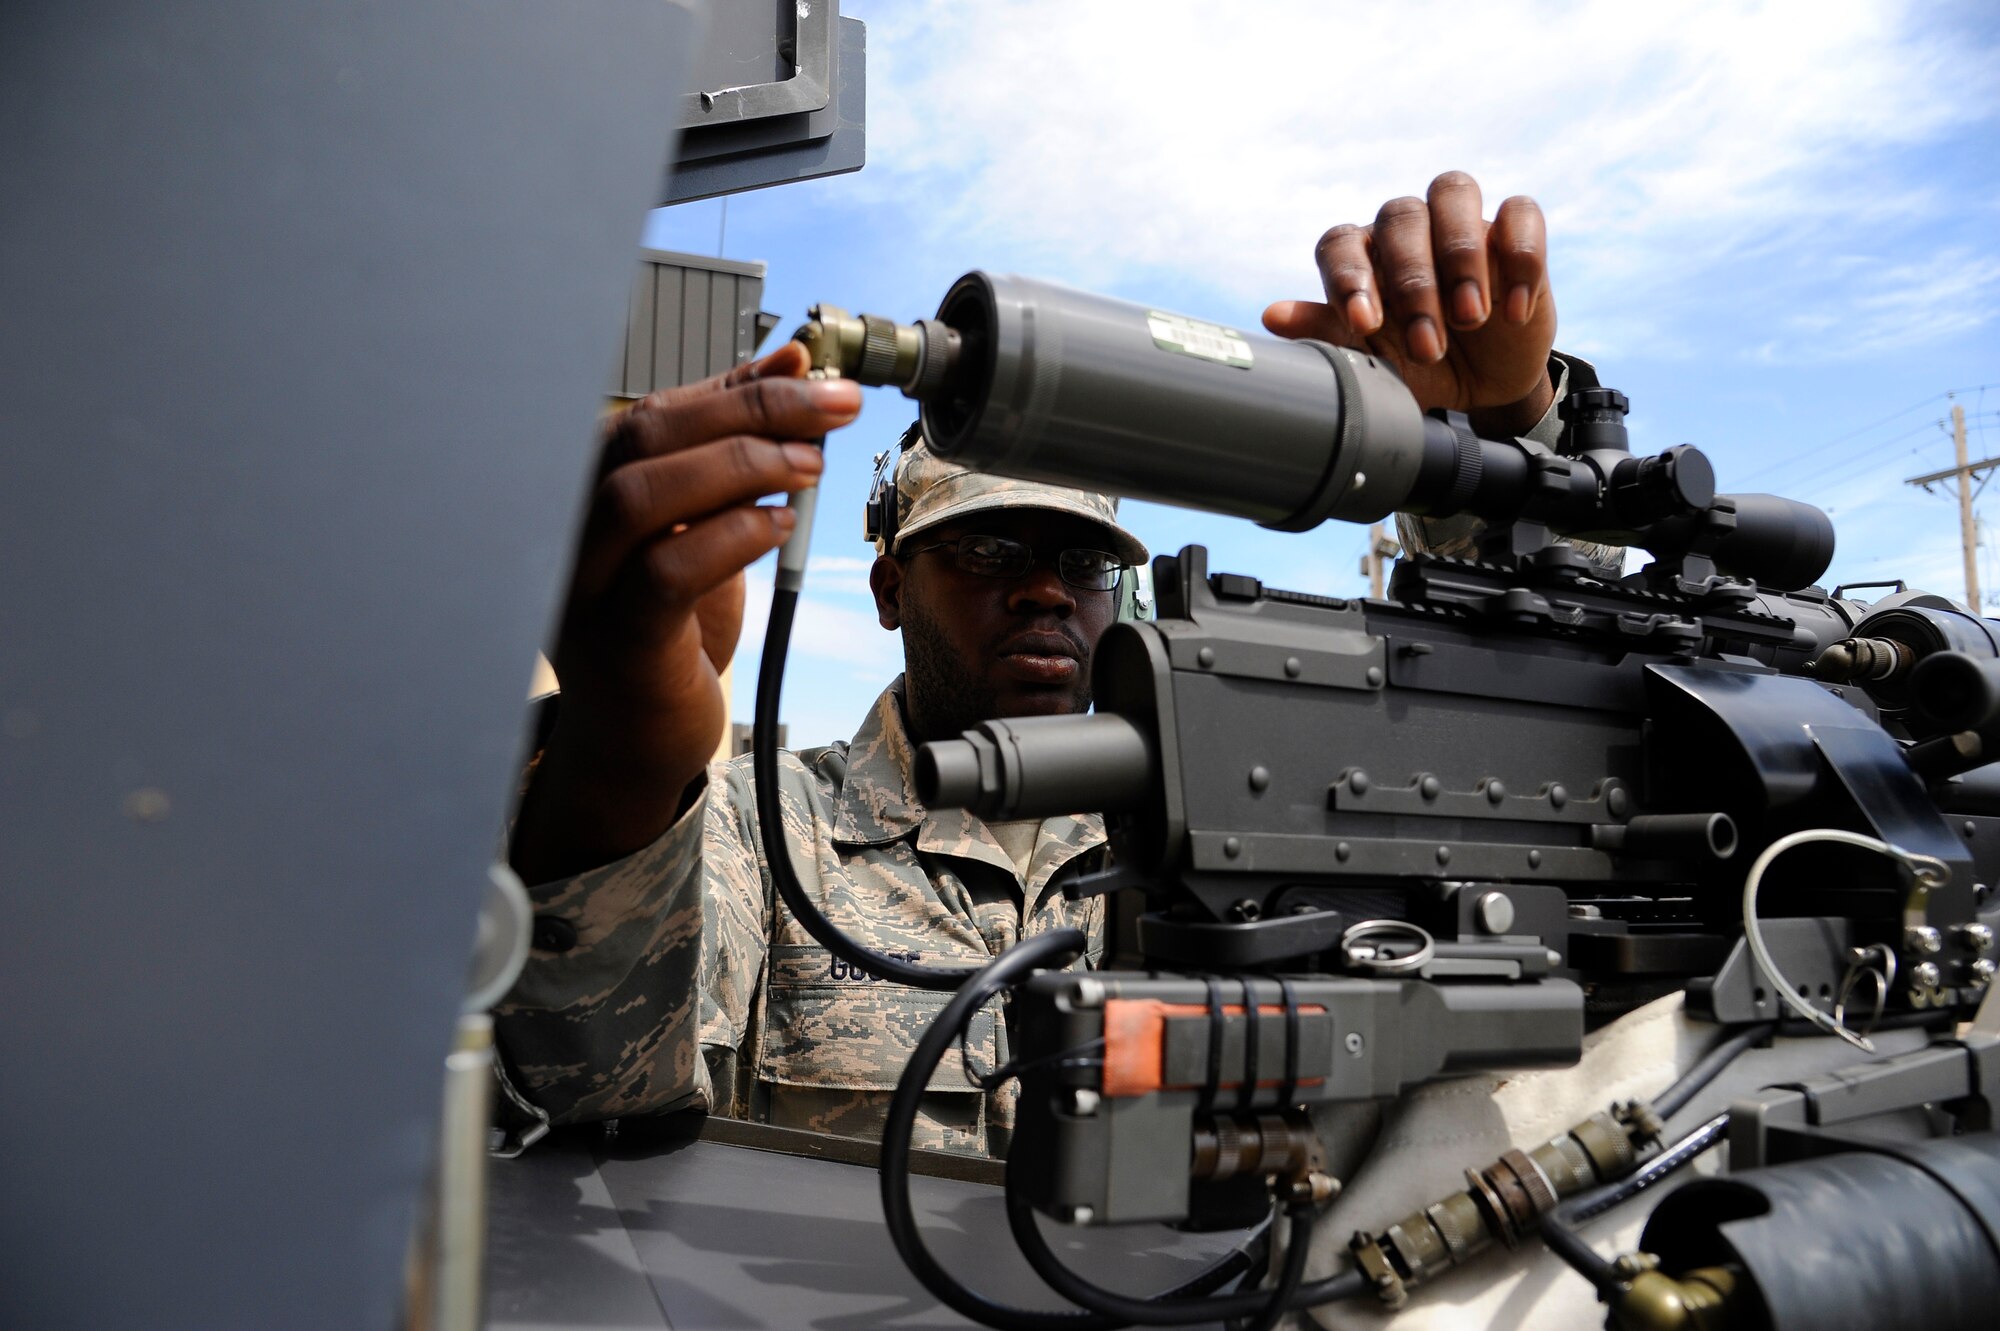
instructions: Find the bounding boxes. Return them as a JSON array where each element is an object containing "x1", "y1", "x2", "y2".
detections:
[{"x1": 902, "y1": 534, "x2": 1126, "y2": 592}]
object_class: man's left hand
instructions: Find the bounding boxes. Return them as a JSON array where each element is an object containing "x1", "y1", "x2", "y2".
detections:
[{"x1": 1262, "y1": 171, "x2": 1557, "y2": 437}]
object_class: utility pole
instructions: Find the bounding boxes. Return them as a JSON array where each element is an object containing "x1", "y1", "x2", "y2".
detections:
[
  {"x1": 1905, "y1": 402, "x2": 1991, "y2": 610},
  {"x1": 1952, "y1": 403, "x2": 1977, "y2": 610},
  {"x1": 1360, "y1": 522, "x2": 1399, "y2": 599}
]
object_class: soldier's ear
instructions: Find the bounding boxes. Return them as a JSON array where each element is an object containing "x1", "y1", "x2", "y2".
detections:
[{"x1": 870, "y1": 554, "x2": 904, "y2": 630}]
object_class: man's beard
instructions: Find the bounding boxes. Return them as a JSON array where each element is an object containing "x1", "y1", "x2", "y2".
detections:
[{"x1": 899, "y1": 596, "x2": 1091, "y2": 745}]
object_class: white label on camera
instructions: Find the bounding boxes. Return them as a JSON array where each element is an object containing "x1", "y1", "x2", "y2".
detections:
[{"x1": 1146, "y1": 311, "x2": 1253, "y2": 369}]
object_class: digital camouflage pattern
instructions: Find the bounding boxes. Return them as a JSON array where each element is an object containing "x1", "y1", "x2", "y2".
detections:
[
  {"x1": 883, "y1": 435, "x2": 1149, "y2": 566},
  {"x1": 495, "y1": 679, "x2": 1106, "y2": 1158},
  {"x1": 1395, "y1": 352, "x2": 1622, "y2": 575}
]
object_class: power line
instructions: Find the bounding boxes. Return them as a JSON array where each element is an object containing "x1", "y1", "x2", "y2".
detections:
[
  {"x1": 1730, "y1": 382, "x2": 2000, "y2": 490},
  {"x1": 1776, "y1": 411, "x2": 2000, "y2": 515},
  {"x1": 1783, "y1": 417, "x2": 1955, "y2": 503},
  {"x1": 1789, "y1": 411, "x2": 2000, "y2": 505}
]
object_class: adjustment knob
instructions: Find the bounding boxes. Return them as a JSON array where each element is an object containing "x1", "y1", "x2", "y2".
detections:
[{"x1": 1561, "y1": 386, "x2": 1631, "y2": 420}]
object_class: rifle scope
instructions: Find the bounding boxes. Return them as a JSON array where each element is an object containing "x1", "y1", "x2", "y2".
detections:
[{"x1": 817, "y1": 273, "x2": 1832, "y2": 587}]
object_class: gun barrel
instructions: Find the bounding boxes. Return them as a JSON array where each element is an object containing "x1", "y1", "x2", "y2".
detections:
[{"x1": 917, "y1": 713, "x2": 1156, "y2": 821}]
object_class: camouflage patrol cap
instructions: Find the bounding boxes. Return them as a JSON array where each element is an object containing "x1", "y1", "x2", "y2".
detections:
[{"x1": 882, "y1": 436, "x2": 1150, "y2": 567}]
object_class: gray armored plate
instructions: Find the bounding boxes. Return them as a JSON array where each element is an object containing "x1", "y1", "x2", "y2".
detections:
[
  {"x1": 487, "y1": 1122, "x2": 1238, "y2": 1331},
  {"x1": 0, "y1": 3, "x2": 694, "y2": 1327}
]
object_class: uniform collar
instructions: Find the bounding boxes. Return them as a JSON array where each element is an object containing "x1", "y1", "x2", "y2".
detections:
[{"x1": 829, "y1": 678, "x2": 929, "y2": 846}]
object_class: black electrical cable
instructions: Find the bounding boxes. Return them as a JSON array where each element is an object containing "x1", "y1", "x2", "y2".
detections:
[
  {"x1": 1567, "y1": 1113, "x2": 1731, "y2": 1228},
  {"x1": 1197, "y1": 976, "x2": 1226, "y2": 1116},
  {"x1": 1537, "y1": 1113, "x2": 1731, "y2": 1294},
  {"x1": 1005, "y1": 1165, "x2": 1368, "y2": 1324},
  {"x1": 965, "y1": 1036, "x2": 1106, "y2": 1093},
  {"x1": 754, "y1": 585, "x2": 977, "y2": 991},
  {"x1": 1541, "y1": 1009, "x2": 1954, "y2": 1294},
  {"x1": 1275, "y1": 977, "x2": 1302, "y2": 1110},
  {"x1": 1656, "y1": 1007, "x2": 1952, "y2": 1119},
  {"x1": 1536, "y1": 1206, "x2": 1620, "y2": 1297},
  {"x1": 1776, "y1": 1008, "x2": 1953, "y2": 1039},
  {"x1": 1651, "y1": 1009, "x2": 1954, "y2": 1123},
  {"x1": 1237, "y1": 979, "x2": 1260, "y2": 1115},
  {"x1": 878, "y1": 927, "x2": 1263, "y2": 1330},
  {"x1": 1652, "y1": 1021, "x2": 1776, "y2": 1121},
  {"x1": 1222, "y1": 1204, "x2": 1313, "y2": 1331},
  {"x1": 881, "y1": 929, "x2": 1100, "y2": 1329}
]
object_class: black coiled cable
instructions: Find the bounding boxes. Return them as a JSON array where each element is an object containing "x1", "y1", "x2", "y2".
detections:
[
  {"x1": 1652, "y1": 1021, "x2": 1776, "y2": 1121},
  {"x1": 754, "y1": 585, "x2": 978, "y2": 990},
  {"x1": 877, "y1": 928, "x2": 1269, "y2": 1329},
  {"x1": 1004, "y1": 1170, "x2": 1368, "y2": 1325}
]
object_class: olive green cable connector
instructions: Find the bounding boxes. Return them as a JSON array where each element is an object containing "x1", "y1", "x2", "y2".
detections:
[{"x1": 1348, "y1": 1100, "x2": 1664, "y2": 1308}]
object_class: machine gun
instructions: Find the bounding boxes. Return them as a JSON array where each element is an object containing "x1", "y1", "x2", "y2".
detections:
[{"x1": 757, "y1": 276, "x2": 2000, "y2": 1330}]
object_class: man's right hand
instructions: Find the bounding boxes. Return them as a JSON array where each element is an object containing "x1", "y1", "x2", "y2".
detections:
[{"x1": 511, "y1": 340, "x2": 861, "y2": 884}]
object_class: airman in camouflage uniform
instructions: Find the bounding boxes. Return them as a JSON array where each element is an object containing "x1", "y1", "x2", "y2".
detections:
[
  {"x1": 496, "y1": 440, "x2": 1148, "y2": 1158},
  {"x1": 500, "y1": 173, "x2": 1586, "y2": 1169}
]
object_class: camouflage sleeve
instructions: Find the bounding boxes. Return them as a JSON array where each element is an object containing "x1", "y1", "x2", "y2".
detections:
[
  {"x1": 494, "y1": 765, "x2": 764, "y2": 1125},
  {"x1": 1395, "y1": 353, "x2": 1622, "y2": 575},
  {"x1": 691, "y1": 754, "x2": 780, "y2": 1116}
]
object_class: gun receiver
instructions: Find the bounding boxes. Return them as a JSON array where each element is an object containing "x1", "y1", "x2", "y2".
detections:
[{"x1": 777, "y1": 275, "x2": 2000, "y2": 1326}]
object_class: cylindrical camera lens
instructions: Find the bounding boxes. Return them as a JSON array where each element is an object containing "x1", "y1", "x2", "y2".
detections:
[
  {"x1": 916, "y1": 713, "x2": 1156, "y2": 821},
  {"x1": 918, "y1": 272, "x2": 1429, "y2": 530}
]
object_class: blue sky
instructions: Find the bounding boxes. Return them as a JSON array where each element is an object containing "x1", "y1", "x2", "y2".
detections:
[{"x1": 646, "y1": 0, "x2": 2000, "y2": 748}]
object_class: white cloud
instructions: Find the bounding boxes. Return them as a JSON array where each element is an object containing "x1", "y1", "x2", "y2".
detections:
[
  {"x1": 804, "y1": 552, "x2": 880, "y2": 597},
  {"x1": 861, "y1": 0, "x2": 2000, "y2": 361},
  {"x1": 726, "y1": 568, "x2": 903, "y2": 745},
  {"x1": 740, "y1": 570, "x2": 900, "y2": 670}
]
